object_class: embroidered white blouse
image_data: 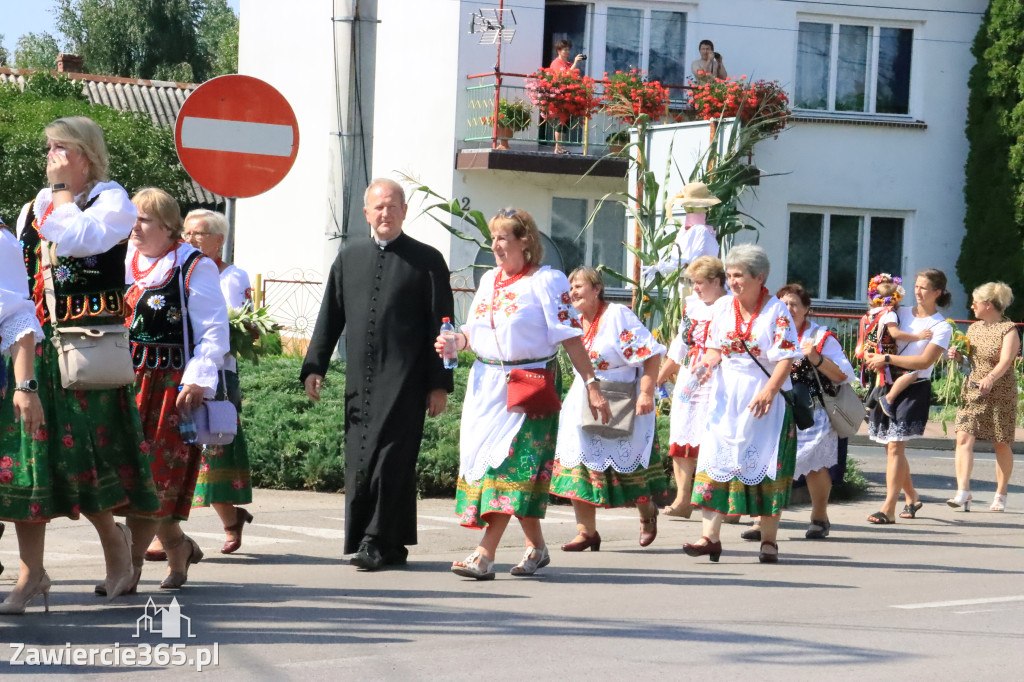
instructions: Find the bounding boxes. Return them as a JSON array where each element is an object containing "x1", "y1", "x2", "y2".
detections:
[
  {"x1": 698, "y1": 294, "x2": 800, "y2": 485},
  {"x1": 125, "y1": 242, "x2": 229, "y2": 396},
  {"x1": 219, "y1": 263, "x2": 252, "y2": 373},
  {"x1": 0, "y1": 230, "x2": 43, "y2": 355},
  {"x1": 458, "y1": 266, "x2": 583, "y2": 483},
  {"x1": 17, "y1": 181, "x2": 137, "y2": 259},
  {"x1": 555, "y1": 303, "x2": 665, "y2": 473},
  {"x1": 667, "y1": 294, "x2": 726, "y2": 448}
]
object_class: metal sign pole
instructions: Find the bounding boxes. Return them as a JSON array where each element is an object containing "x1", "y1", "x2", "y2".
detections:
[{"x1": 224, "y1": 196, "x2": 237, "y2": 264}]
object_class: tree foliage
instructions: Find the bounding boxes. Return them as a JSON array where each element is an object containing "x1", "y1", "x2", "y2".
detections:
[
  {"x1": 0, "y1": 72, "x2": 191, "y2": 228},
  {"x1": 53, "y1": 0, "x2": 237, "y2": 83},
  {"x1": 959, "y1": 0, "x2": 1024, "y2": 319},
  {"x1": 13, "y1": 32, "x2": 61, "y2": 71},
  {"x1": 0, "y1": 35, "x2": 9, "y2": 67}
]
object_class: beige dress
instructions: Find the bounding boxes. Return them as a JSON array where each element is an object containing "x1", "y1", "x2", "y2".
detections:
[{"x1": 954, "y1": 320, "x2": 1018, "y2": 443}]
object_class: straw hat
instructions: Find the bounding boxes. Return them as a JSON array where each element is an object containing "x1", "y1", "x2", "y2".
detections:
[{"x1": 666, "y1": 182, "x2": 721, "y2": 213}]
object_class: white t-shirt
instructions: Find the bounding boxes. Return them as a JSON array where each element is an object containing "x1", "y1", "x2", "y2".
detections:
[{"x1": 895, "y1": 306, "x2": 952, "y2": 380}]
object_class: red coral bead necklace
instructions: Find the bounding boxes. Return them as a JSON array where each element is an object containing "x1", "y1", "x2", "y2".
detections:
[{"x1": 732, "y1": 286, "x2": 767, "y2": 341}]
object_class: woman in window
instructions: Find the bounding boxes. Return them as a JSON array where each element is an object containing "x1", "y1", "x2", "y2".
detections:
[
  {"x1": 863, "y1": 269, "x2": 953, "y2": 524},
  {"x1": 683, "y1": 245, "x2": 800, "y2": 563},
  {"x1": 946, "y1": 282, "x2": 1019, "y2": 512},
  {"x1": 551, "y1": 266, "x2": 666, "y2": 551},
  {"x1": 691, "y1": 39, "x2": 727, "y2": 83}
]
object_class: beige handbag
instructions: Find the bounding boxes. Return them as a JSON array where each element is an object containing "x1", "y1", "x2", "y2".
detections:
[
  {"x1": 41, "y1": 241, "x2": 136, "y2": 390},
  {"x1": 580, "y1": 377, "x2": 637, "y2": 439}
]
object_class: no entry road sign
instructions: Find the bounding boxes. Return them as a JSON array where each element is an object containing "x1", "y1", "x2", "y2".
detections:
[{"x1": 175, "y1": 75, "x2": 300, "y2": 198}]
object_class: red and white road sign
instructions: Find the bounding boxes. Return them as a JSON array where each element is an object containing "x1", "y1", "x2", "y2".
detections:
[{"x1": 175, "y1": 75, "x2": 299, "y2": 198}]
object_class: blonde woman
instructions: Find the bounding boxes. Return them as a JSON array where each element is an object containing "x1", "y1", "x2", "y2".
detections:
[
  {"x1": 947, "y1": 282, "x2": 1020, "y2": 511},
  {"x1": 1, "y1": 117, "x2": 159, "y2": 611},
  {"x1": 436, "y1": 208, "x2": 609, "y2": 579}
]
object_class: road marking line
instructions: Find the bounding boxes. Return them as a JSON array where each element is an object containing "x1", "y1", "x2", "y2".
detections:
[
  {"x1": 893, "y1": 595, "x2": 1024, "y2": 610},
  {"x1": 185, "y1": 531, "x2": 300, "y2": 546},
  {"x1": 417, "y1": 515, "x2": 463, "y2": 524},
  {"x1": 257, "y1": 523, "x2": 346, "y2": 539},
  {"x1": 180, "y1": 117, "x2": 295, "y2": 156}
]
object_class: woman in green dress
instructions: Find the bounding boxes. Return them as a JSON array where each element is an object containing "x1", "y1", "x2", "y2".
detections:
[{"x1": 0, "y1": 116, "x2": 159, "y2": 612}]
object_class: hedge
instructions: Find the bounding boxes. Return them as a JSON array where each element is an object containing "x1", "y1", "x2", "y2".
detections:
[{"x1": 238, "y1": 354, "x2": 866, "y2": 501}]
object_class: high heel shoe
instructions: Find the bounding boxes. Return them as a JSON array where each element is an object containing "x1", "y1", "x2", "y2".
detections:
[
  {"x1": 0, "y1": 571, "x2": 51, "y2": 614},
  {"x1": 221, "y1": 507, "x2": 254, "y2": 554},
  {"x1": 160, "y1": 536, "x2": 204, "y2": 589},
  {"x1": 105, "y1": 523, "x2": 137, "y2": 601},
  {"x1": 561, "y1": 531, "x2": 601, "y2": 552},
  {"x1": 990, "y1": 494, "x2": 1007, "y2": 512},
  {"x1": 683, "y1": 536, "x2": 722, "y2": 562},
  {"x1": 639, "y1": 508, "x2": 658, "y2": 547},
  {"x1": 758, "y1": 541, "x2": 779, "y2": 564},
  {"x1": 95, "y1": 560, "x2": 142, "y2": 598},
  {"x1": 947, "y1": 490, "x2": 972, "y2": 511}
]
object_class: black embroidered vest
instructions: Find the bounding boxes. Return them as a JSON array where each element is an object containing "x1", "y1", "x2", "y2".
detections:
[
  {"x1": 127, "y1": 251, "x2": 203, "y2": 370},
  {"x1": 21, "y1": 198, "x2": 128, "y2": 327}
]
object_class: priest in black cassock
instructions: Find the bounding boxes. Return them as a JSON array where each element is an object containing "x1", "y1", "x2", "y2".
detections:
[{"x1": 301, "y1": 178, "x2": 454, "y2": 571}]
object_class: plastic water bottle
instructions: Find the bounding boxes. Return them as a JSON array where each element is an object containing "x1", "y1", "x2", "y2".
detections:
[
  {"x1": 177, "y1": 388, "x2": 198, "y2": 444},
  {"x1": 655, "y1": 382, "x2": 672, "y2": 401},
  {"x1": 678, "y1": 364, "x2": 709, "y2": 403},
  {"x1": 440, "y1": 317, "x2": 458, "y2": 369}
]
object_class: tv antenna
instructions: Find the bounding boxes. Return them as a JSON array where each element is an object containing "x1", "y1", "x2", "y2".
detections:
[{"x1": 469, "y1": 7, "x2": 516, "y2": 44}]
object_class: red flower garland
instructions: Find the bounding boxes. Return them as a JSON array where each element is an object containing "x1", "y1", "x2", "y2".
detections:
[
  {"x1": 601, "y1": 69, "x2": 670, "y2": 125},
  {"x1": 525, "y1": 67, "x2": 601, "y2": 125}
]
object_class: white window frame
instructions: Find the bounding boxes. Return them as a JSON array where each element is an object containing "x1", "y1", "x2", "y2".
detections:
[
  {"x1": 787, "y1": 206, "x2": 910, "y2": 305},
  {"x1": 793, "y1": 16, "x2": 918, "y2": 118},
  {"x1": 588, "y1": 2, "x2": 692, "y2": 88}
]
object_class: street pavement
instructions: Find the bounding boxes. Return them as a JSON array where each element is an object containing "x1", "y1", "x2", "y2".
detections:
[{"x1": 0, "y1": 443, "x2": 1021, "y2": 680}]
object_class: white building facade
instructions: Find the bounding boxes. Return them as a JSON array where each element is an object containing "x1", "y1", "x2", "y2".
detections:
[{"x1": 236, "y1": 0, "x2": 986, "y2": 319}]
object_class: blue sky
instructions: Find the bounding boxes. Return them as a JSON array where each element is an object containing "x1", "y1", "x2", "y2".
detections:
[{"x1": 1, "y1": 0, "x2": 241, "y2": 60}]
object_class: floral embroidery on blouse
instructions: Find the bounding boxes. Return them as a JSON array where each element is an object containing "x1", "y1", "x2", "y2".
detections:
[
  {"x1": 553, "y1": 287, "x2": 582, "y2": 329},
  {"x1": 618, "y1": 326, "x2": 653, "y2": 362},
  {"x1": 722, "y1": 331, "x2": 761, "y2": 358},
  {"x1": 772, "y1": 315, "x2": 790, "y2": 344},
  {"x1": 588, "y1": 349, "x2": 610, "y2": 371},
  {"x1": 147, "y1": 294, "x2": 166, "y2": 310}
]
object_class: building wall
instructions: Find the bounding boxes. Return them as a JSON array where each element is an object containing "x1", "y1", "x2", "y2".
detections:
[{"x1": 235, "y1": 0, "x2": 335, "y2": 281}]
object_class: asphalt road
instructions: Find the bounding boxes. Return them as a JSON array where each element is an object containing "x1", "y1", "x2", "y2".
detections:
[{"x1": 0, "y1": 443, "x2": 1021, "y2": 680}]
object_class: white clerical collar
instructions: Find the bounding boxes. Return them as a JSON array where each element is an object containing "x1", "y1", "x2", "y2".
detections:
[{"x1": 373, "y1": 236, "x2": 391, "y2": 249}]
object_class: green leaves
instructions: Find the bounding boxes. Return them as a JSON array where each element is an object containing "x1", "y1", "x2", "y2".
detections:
[{"x1": 0, "y1": 73, "x2": 192, "y2": 228}]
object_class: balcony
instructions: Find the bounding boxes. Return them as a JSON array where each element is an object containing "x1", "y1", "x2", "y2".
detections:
[{"x1": 456, "y1": 71, "x2": 693, "y2": 178}]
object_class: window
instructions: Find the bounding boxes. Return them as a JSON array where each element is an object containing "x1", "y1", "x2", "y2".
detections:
[
  {"x1": 786, "y1": 209, "x2": 905, "y2": 302},
  {"x1": 551, "y1": 197, "x2": 627, "y2": 288},
  {"x1": 603, "y1": 7, "x2": 686, "y2": 85},
  {"x1": 795, "y1": 21, "x2": 913, "y2": 115}
]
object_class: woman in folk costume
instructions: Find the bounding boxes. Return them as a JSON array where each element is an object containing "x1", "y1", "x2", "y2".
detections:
[
  {"x1": 683, "y1": 244, "x2": 800, "y2": 564},
  {"x1": 657, "y1": 255, "x2": 729, "y2": 518},
  {"x1": 551, "y1": 266, "x2": 667, "y2": 551},
  {"x1": 741, "y1": 284, "x2": 855, "y2": 542},
  {"x1": 0, "y1": 221, "x2": 45, "y2": 581},
  {"x1": 118, "y1": 188, "x2": 229, "y2": 592},
  {"x1": 436, "y1": 208, "x2": 610, "y2": 580},
  {"x1": 0, "y1": 116, "x2": 159, "y2": 612},
  {"x1": 143, "y1": 209, "x2": 254, "y2": 562}
]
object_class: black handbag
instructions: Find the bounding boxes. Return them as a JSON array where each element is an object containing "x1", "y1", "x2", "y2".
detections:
[{"x1": 740, "y1": 339, "x2": 815, "y2": 431}]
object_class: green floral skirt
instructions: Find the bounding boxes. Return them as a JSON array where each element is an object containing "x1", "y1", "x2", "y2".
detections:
[
  {"x1": 550, "y1": 439, "x2": 668, "y2": 508},
  {"x1": 455, "y1": 411, "x2": 558, "y2": 529},
  {"x1": 691, "y1": 407, "x2": 796, "y2": 517},
  {"x1": 0, "y1": 339, "x2": 159, "y2": 522},
  {"x1": 192, "y1": 370, "x2": 252, "y2": 508}
]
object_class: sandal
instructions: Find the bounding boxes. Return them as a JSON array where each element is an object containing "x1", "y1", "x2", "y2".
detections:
[
  {"x1": 509, "y1": 545, "x2": 550, "y2": 577},
  {"x1": 451, "y1": 552, "x2": 495, "y2": 581},
  {"x1": 867, "y1": 511, "x2": 895, "y2": 525},
  {"x1": 899, "y1": 500, "x2": 923, "y2": 519},
  {"x1": 662, "y1": 504, "x2": 692, "y2": 519},
  {"x1": 990, "y1": 494, "x2": 1007, "y2": 512}
]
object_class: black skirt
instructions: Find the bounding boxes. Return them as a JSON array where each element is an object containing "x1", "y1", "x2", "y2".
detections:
[{"x1": 867, "y1": 379, "x2": 931, "y2": 444}]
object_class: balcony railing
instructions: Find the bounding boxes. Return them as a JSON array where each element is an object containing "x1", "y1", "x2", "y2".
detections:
[{"x1": 463, "y1": 71, "x2": 694, "y2": 155}]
